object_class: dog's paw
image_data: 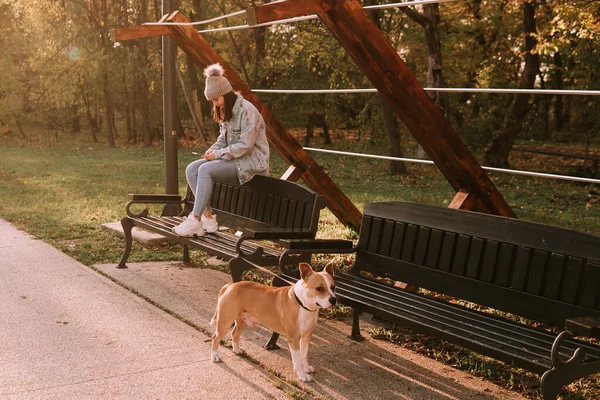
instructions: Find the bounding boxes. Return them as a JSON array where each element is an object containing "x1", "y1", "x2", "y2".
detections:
[
  {"x1": 297, "y1": 371, "x2": 313, "y2": 382},
  {"x1": 304, "y1": 366, "x2": 315, "y2": 373},
  {"x1": 210, "y1": 351, "x2": 222, "y2": 363},
  {"x1": 232, "y1": 344, "x2": 242, "y2": 355}
]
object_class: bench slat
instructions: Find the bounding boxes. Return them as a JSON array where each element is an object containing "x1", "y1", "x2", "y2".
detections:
[
  {"x1": 580, "y1": 260, "x2": 600, "y2": 309},
  {"x1": 561, "y1": 257, "x2": 584, "y2": 304}
]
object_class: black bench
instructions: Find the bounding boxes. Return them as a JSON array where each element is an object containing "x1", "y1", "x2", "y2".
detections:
[
  {"x1": 272, "y1": 201, "x2": 600, "y2": 399},
  {"x1": 118, "y1": 175, "x2": 327, "y2": 281}
]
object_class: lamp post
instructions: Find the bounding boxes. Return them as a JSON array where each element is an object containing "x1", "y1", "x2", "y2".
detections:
[{"x1": 161, "y1": 0, "x2": 180, "y2": 216}]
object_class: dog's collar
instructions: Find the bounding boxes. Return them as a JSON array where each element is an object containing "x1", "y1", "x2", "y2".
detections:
[{"x1": 294, "y1": 292, "x2": 318, "y2": 312}]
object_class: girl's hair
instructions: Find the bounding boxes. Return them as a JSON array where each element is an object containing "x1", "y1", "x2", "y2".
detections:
[{"x1": 211, "y1": 91, "x2": 238, "y2": 123}]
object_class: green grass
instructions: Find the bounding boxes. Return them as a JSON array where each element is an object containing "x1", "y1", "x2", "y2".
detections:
[{"x1": 1, "y1": 129, "x2": 599, "y2": 400}]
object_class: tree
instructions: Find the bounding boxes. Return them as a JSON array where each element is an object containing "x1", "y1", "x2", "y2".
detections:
[{"x1": 486, "y1": 0, "x2": 540, "y2": 168}]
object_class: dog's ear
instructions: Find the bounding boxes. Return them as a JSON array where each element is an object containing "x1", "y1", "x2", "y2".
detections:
[
  {"x1": 324, "y1": 260, "x2": 335, "y2": 277},
  {"x1": 299, "y1": 262, "x2": 314, "y2": 280}
]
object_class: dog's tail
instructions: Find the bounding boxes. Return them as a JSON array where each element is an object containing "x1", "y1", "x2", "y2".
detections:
[{"x1": 210, "y1": 283, "x2": 233, "y2": 326}]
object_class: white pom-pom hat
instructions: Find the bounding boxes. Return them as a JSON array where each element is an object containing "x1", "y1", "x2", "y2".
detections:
[{"x1": 203, "y1": 63, "x2": 233, "y2": 101}]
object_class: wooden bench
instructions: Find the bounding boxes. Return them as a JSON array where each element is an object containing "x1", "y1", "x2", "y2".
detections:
[
  {"x1": 118, "y1": 175, "x2": 327, "y2": 281},
  {"x1": 272, "y1": 201, "x2": 600, "y2": 399}
]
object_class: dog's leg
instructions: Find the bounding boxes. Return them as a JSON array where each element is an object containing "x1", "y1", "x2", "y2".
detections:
[
  {"x1": 300, "y1": 332, "x2": 315, "y2": 374},
  {"x1": 289, "y1": 338, "x2": 312, "y2": 382},
  {"x1": 231, "y1": 318, "x2": 247, "y2": 354},
  {"x1": 211, "y1": 315, "x2": 234, "y2": 363}
]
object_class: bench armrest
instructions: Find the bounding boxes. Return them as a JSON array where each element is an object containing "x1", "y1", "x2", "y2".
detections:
[
  {"x1": 277, "y1": 239, "x2": 356, "y2": 269},
  {"x1": 565, "y1": 315, "x2": 600, "y2": 338},
  {"x1": 240, "y1": 228, "x2": 315, "y2": 240},
  {"x1": 125, "y1": 194, "x2": 184, "y2": 218},
  {"x1": 279, "y1": 239, "x2": 355, "y2": 251},
  {"x1": 128, "y1": 194, "x2": 182, "y2": 203}
]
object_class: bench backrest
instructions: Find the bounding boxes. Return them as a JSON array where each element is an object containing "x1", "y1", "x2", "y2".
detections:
[
  {"x1": 353, "y1": 201, "x2": 600, "y2": 328},
  {"x1": 183, "y1": 175, "x2": 327, "y2": 235}
]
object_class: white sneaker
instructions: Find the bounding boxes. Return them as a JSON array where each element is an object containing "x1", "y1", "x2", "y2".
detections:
[
  {"x1": 172, "y1": 214, "x2": 205, "y2": 237},
  {"x1": 201, "y1": 213, "x2": 219, "y2": 233}
]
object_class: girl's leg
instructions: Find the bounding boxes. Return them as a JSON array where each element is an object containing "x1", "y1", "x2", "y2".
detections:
[
  {"x1": 185, "y1": 159, "x2": 209, "y2": 198},
  {"x1": 192, "y1": 160, "x2": 238, "y2": 216}
]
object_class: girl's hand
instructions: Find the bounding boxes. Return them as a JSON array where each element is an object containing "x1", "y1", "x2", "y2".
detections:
[{"x1": 202, "y1": 150, "x2": 216, "y2": 161}]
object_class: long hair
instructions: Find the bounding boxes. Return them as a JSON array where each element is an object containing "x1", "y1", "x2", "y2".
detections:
[{"x1": 211, "y1": 91, "x2": 238, "y2": 123}]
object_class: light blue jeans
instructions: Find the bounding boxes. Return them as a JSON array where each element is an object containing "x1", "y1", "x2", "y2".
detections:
[{"x1": 185, "y1": 159, "x2": 239, "y2": 215}]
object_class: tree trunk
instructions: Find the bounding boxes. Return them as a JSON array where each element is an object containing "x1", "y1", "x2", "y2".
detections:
[
  {"x1": 402, "y1": 4, "x2": 447, "y2": 161},
  {"x1": 252, "y1": 0, "x2": 270, "y2": 87},
  {"x1": 102, "y1": 69, "x2": 116, "y2": 147},
  {"x1": 485, "y1": 0, "x2": 539, "y2": 168},
  {"x1": 71, "y1": 104, "x2": 81, "y2": 133},
  {"x1": 177, "y1": 66, "x2": 207, "y2": 146},
  {"x1": 366, "y1": 0, "x2": 407, "y2": 173},
  {"x1": 553, "y1": 52, "x2": 564, "y2": 131},
  {"x1": 379, "y1": 94, "x2": 407, "y2": 174},
  {"x1": 12, "y1": 113, "x2": 29, "y2": 140}
]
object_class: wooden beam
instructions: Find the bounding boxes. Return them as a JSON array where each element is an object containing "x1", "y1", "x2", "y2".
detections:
[
  {"x1": 316, "y1": 0, "x2": 516, "y2": 218},
  {"x1": 280, "y1": 164, "x2": 305, "y2": 182},
  {"x1": 165, "y1": 12, "x2": 362, "y2": 229},
  {"x1": 110, "y1": 25, "x2": 172, "y2": 42},
  {"x1": 247, "y1": 0, "x2": 333, "y2": 26},
  {"x1": 448, "y1": 190, "x2": 477, "y2": 210}
]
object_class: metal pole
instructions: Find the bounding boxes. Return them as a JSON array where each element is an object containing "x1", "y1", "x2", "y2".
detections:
[{"x1": 162, "y1": 0, "x2": 180, "y2": 216}]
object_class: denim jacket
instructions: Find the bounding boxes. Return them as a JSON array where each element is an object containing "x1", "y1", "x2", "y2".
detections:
[{"x1": 209, "y1": 94, "x2": 270, "y2": 185}]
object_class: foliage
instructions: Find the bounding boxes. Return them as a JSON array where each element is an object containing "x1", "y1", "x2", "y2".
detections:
[{"x1": 0, "y1": 0, "x2": 597, "y2": 152}]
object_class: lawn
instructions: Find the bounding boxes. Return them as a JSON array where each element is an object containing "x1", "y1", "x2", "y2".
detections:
[{"x1": 0, "y1": 129, "x2": 598, "y2": 399}]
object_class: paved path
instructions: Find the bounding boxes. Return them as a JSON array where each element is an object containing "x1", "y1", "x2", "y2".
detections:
[{"x1": 0, "y1": 220, "x2": 289, "y2": 400}]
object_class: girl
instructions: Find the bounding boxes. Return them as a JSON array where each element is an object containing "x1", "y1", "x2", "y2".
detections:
[{"x1": 173, "y1": 63, "x2": 269, "y2": 237}]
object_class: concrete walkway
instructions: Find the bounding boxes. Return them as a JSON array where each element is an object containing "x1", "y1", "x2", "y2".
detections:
[{"x1": 0, "y1": 219, "x2": 524, "y2": 399}]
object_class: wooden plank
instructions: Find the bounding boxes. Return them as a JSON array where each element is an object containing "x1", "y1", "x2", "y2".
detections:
[
  {"x1": 438, "y1": 232, "x2": 456, "y2": 272},
  {"x1": 413, "y1": 227, "x2": 430, "y2": 266},
  {"x1": 280, "y1": 164, "x2": 304, "y2": 182},
  {"x1": 559, "y1": 257, "x2": 584, "y2": 304},
  {"x1": 165, "y1": 12, "x2": 362, "y2": 229},
  {"x1": 379, "y1": 220, "x2": 396, "y2": 258},
  {"x1": 579, "y1": 260, "x2": 600, "y2": 309},
  {"x1": 401, "y1": 224, "x2": 418, "y2": 263},
  {"x1": 543, "y1": 253, "x2": 565, "y2": 300},
  {"x1": 494, "y1": 243, "x2": 513, "y2": 287},
  {"x1": 465, "y1": 237, "x2": 484, "y2": 279},
  {"x1": 451, "y1": 234, "x2": 470, "y2": 276},
  {"x1": 315, "y1": 1, "x2": 515, "y2": 218},
  {"x1": 367, "y1": 218, "x2": 383, "y2": 254},
  {"x1": 525, "y1": 250, "x2": 548, "y2": 295},
  {"x1": 511, "y1": 246, "x2": 530, "y2": 291},
  {"x1": 448, "y1": 190, "x2": 478, "y2": 211},
  {"x1": 389, "y1": 222, "x2": 405, "y2": 260},
  {"x1": 110, "y1": 25, "x2": 172, "y2": 42},
  {"x1": 247, "y1": 0, "x2": 333, "y2": 26},
  {"x1": 425, "y1": 229, "x2": 443, "y2": 269},
  {"x1": 479, "y1": 240, "x2": 498, "y2": 282},
  {"x1": 357, "y1": 215, "x2": 373, "y2": 252}
]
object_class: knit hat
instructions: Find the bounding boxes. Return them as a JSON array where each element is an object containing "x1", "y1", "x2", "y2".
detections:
[{"x1": 204, "y1": 63, "x2": 233, "y2": 101}]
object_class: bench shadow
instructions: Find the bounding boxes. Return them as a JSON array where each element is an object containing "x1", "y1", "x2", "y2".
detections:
[{"x1": 234, "y1": 318, "x2": 515, "y2": 400}]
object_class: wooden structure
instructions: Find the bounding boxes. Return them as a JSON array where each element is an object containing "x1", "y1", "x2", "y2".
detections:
[
  {"x1": 111, "y1": 0, "x2": 516, "y2": 229},
  {"x1": 274, "y1": 201, "x2": 600, "y2": 399}
]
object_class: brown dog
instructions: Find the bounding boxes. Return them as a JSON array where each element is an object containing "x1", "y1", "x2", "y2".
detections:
[{"x1": 210, "y1": 261, "x2": 336, "y2": 381}]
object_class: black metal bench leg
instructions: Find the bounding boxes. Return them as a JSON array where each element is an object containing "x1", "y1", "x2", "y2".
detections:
[
  {"x1": 117, "y1": 217, "x2": 134, "y2": 269},
  {"x1": 229, "y1": 257, "x2": 248, "y2": 283},
  {"x1": 350, "y1": 308, "x2": 364, "y2": 341},
  {"x1": 540, "y1": 331, "x2": 600, "y2": 400},
  {"x1": 183, "y1": 245, "x2": 190, "y2": 263}
]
